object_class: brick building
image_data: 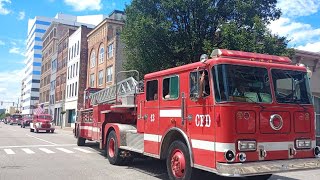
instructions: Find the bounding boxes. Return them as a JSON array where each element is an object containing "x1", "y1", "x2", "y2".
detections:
[
  {"x1": 87, "y1": 11, "x2": 125, "y2": 89},
  {"x1": 40, "y1": 22, "x2": 77, "y2": 117}
]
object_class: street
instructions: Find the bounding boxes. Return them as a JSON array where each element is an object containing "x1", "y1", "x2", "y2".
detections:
[{"x1": 0, "y1": 122, "x2": 319, "y2": 180}]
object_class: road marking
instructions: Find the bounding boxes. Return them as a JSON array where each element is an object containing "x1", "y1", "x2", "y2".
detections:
[
  {"x1": 26, "y1": 134, "x2": 57, "y2": 145},
  {"x1": 39, "y1": 148, "x2": 55, "y2": 154},
  {"x1": 4, "y1": 149, "x2": 15, "y2": 155},
  {"x1": 73, "y1": 147, "x2": 93, "y2": 153},
  {"x1": 56, "y1": 148, "x2": 74, "y2": 153},
  {"x1": 22, "y1": 148, "x2": 35, "y2": 154},
  {"x1": 0, "y1": 144, "x2": 76, "y2": 149}
]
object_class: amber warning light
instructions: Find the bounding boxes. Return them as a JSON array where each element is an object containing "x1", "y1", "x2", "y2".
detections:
[{"x1": 210, "y1": 49, "x2": 292, "y2": 64}]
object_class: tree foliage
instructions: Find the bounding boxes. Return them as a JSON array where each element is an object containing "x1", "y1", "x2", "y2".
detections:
[{"x1": 122, "y1": 0, "x2": 293, "y2": 77}]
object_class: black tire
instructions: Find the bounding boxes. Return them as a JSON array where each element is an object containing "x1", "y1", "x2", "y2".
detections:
[
  {"x1": 46, "y1": 130, "x2": 50, "y2": 133},
  {"x1": 166, "y1": 141, "x2": 193, "y2": 180},
  {"x1": 51, "y1": 130, "x2": 54, "y2": 133},
  {"x1": 77, "y1": 137, "x2": 86, "y2": 146},
  {"x1": 246, "y1": 174, "x2": 272, "y2": 180},
  {"x1": 30, "y1": 128, "x2": 34, "y2": 132},
  {"x1": 106, "y1": 131, "x2": 125, "y2": 165}
]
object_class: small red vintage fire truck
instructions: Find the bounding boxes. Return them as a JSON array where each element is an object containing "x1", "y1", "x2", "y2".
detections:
[
  {"x1": 30, "y1": 114, "x2": 55, "y2": 133},
  {"x1": 74, "y1": 49, "x2": 320, "y2": 180}
]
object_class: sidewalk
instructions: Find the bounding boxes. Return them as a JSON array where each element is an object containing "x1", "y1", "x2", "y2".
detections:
[{"x1": 57, "y1": 127, "x2": 74, "y2": 132}]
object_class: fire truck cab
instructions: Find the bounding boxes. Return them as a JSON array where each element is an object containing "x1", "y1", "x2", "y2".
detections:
[{"x1": 75, "y1": 49, "x2": 320, "y2": 180}]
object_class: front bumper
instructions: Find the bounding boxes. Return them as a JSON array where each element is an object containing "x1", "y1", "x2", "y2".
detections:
[
  {"x1": 217, "y1": 158, "x2": 320, "y2": 177},
  {"x1": 36, "y1": 128, "x2": 55, "y2": 130}
]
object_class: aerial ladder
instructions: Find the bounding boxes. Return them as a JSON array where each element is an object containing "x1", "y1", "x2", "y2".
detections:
[{"x1": 89, "y1": 77, "x2": 139, "y2": 107}]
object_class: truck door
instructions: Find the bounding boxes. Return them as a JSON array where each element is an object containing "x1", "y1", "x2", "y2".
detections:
[
  {"x1": 143, "y1": 79, "x2": 160, "y2": 156},
  {"x1": 187, "y1": 69, "x2": 215, "y2": 168},
  {"x1": 159, "y1": 74, "x2": 188, "y2": 144}
]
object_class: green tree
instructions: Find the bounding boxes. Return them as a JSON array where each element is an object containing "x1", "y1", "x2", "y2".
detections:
[{"x1": 122, "y1": 0, "x2": 293, "y2": 77}]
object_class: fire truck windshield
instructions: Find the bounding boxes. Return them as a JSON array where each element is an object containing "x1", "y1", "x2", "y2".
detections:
[
  {"x1": 212, "y1": 64, "x2": 272, "y2": 103},
  {"x1": 272, "y1": 69, "x2": 312, "y2": 104},
  {"x1": 38, "y1": 115, "x2": 52, "y2": 120}
]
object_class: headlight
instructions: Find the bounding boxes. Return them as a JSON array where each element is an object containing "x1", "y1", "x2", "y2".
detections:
[
  {"x1": 238, "y1": 140, "x2": 256, "y2": 151},
  {"x1": 296, "y1": 139, "x2": 312, "y2": 149}
]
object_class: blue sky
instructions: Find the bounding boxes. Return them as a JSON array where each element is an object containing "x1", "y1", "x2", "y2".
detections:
[{"x1": 0, "y1": 0, "x2": 319, "y2": 109}]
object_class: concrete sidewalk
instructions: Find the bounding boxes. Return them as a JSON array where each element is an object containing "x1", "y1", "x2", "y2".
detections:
[{"x1": 56, "y1": 127, "x2": 74, "y2": 132}]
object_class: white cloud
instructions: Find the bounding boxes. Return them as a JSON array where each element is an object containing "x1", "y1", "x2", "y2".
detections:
[
  {"x1": 297, "y1": 42, "x2": 320, "y2": 52},
  {"x1": 0, "y1": 0, "x2": 11, "y2": 15},
  {"x1": 269, "y1": 17, "x2": 320, "y2": 43},
  {"x1": 0, "y1": 69, "x2": 24, "y2": 105},
  {"x1": 18, "y1": 11, "x2": 25, "y2": 20},
  {"x1": 9, "y1": 47, "x2": 25, "y2": 56},
  {"x1": 0, "y1": 40, "x2": 4, "y2": 46},
  {"x1": 277, "y1": 0, "x2": 320, "y2": 17},
  {"x1": 64, "y1": 0, "x2": 102, "y2": 11}
]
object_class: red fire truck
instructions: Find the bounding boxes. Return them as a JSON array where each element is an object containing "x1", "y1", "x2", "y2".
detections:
[{"x1": 74, "y1": 49, "x2": 320, "y2": 180}]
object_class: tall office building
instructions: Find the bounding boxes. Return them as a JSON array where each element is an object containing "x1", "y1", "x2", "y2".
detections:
[{"x1": 21, "y1": 13, "x2": 107, "y2": 115}]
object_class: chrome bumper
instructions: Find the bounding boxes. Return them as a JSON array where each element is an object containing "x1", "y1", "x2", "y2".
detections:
[{"x1": 216, "y1": 158, "x2": 320, "y2": 177}]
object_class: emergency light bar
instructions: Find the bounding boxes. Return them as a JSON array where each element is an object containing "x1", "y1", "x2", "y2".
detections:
[{"x1": 210, "y1": 49, "x2": 292, "y2": 64}]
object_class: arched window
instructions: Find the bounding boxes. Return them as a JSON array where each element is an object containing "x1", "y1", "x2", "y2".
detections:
[
  {"x1": 90, "y1": 50, "x2": 96, "y2": 68},
  {"x1": 99, "y1": 45, "x2": 104, "y2": 64}
]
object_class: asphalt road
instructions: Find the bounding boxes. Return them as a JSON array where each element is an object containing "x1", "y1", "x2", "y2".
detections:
[{"x1": 0, "y1": 122, "x2": 319, "y2": 180}]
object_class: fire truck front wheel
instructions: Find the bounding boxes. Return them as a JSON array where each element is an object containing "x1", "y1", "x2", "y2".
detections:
[{"x1": 167, "y1": 141, "x2": 193, "y2": 180}]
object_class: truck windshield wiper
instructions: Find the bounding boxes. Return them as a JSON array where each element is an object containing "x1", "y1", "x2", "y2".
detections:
[
  {"x1": 293, "y1": 99, "x2": 307, "y2": 111},
  {"x1": 245, "y1": 96, "x2": 265, "y2": 110}
]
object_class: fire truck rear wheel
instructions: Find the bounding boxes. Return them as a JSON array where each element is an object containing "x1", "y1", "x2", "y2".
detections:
[
  {"x1": 166, "y1": 140, "x2": 192, "y2": 180},
  {"x1": 77, "y1": 137, "x2": 86, "y2": 146},
  {"x1": 30, "y1": 128, "x2": 34, "y2": 132},
  {"x1": 106, "y1": 130, "x2": 125, "y2": 166},
  {"x1": 246, "y1": 174, "x2": 272, "y2": 180}
]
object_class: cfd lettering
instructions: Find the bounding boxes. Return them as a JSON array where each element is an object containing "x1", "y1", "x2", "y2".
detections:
[{"x1": 195, "y1": 114, "x2": 211, "y2": 127}]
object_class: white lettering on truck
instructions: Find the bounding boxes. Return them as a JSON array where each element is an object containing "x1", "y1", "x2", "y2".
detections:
[{"x1": 195, "y1": 114, "x2": 211, "y2": 127}]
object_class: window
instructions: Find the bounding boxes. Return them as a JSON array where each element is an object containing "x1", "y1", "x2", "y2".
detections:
[
  {"x1": 213, "y1": 64, "x2": 271, "y2": 103},
  {"x1": 72, "y1": 46, "x2": 74, "y2": 58},
  {"x1": 272, "y1": 69, "x2": 312, "y2": 104},
  {"x1": 163, "y1": 76, "x2": 179, "y2": 100},
  {"x1": 107, "y1": 43, "x2": 113, "y2": 59},
  {"x1": 106, "y1": 66, "x2": 113, "y2": 82},
  {"x1": 73, "y1": 64, "x2": 75, "y2": 78},
  {"x1": 66, "y1": 85, "x2": 69, "y2": 98},
  {"x1": 90, "y1": 73, "x2": 95, "y2": 87},
  {"x1": 98, "y1": 70, "x2": 103, "y2": 86},
  {"x1": 90, "y1": 51, "x2": 96, "y2": 68},
  {"x1": 69, "y1": 84, "x2": 72, "y2": 97},
  {"x1": 189, "y1": 70, "x2": 210, "y2": 98},
  {"x1": 76, "y1": 62, "x2": 78, "y2": 76},
  {"x1": 75, "y1": 82, "x2": 77, "y2": 96},
  {"x1": 77, "y1": 41, "x2": 79, "y2": 55},
  {"x1": 99, "y1": 45, "x2": 105, "y2": 64},
  {"x1": 72, "y1": 83, "x2": 74, "y2": 97},
  {"x1": 146, "y1": 80, "x2": 158, "y2": 101}
]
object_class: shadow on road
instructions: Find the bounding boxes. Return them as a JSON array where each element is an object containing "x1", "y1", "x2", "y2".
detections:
[{"x1": 84, "y1": 142, "x2": 299, "y2": 180}]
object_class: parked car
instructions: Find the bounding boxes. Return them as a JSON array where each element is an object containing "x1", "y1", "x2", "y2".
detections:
[
  {"x1": 30, "y1": 114, "x2": 55, "y2": 133},
  {"x1": 21, "y1": 114, "x2": 33, "y2": 128},
  {"x1": 9, "y1": 114, "x2": 22, "y2": 125}
]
